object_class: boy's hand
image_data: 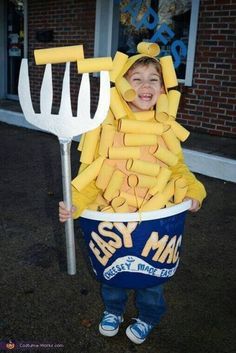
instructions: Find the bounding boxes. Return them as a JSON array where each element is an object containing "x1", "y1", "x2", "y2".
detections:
[
  {"x1": 59, "y1": 201, "x2": 77, "y2": 223},
  {"x1": 184, "y1": 197, "x2": 200, "y2": 212}
]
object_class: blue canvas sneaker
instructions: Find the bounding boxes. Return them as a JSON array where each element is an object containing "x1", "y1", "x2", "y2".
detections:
[
  {"x1": 99, "y1": 311, "x2": 124, "y2": 337},
  {"x1": 126, "y1": 318, "x2": 153, "y2": 344}
]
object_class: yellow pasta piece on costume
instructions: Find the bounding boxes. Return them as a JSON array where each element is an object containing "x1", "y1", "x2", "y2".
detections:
[
  {"x1": 95, "y1": 161, "x2": 115, "y2": 191},
  {"x1": 169, "y1": 120, "x2": 190, "y2": 142},
  {"x1": 160, "y1": 55, "x2": 178, "y2": 89},
  {"x1": 168, "y1": 90, "x2": 181, "y2": 118},
  {"x1": 72, "y1": 156, "x2": 105, "y2": 192},
  {"x1": 108, "y1": 146, "x2": 141, "y2": 160},
  {"x1": 119, "y1": 119, "x2": 163, "y2": 135},
  {"x1": 103, "y1": 170, "x2": 126, "y2": 201},
  {"x1": 127, "y1": 159, "x2": 160, "y2": 177},
  {"x1": 124, "y1": 133, "x2": 158, "y2": 146},
  {"x1": 111, "y1": 197, "x2": 130, "y2": 213},
  {"x1": 99, "y1": 124, "x2": 116, "y2": 157},
  {"x1": 152, "y1": 145, "x2": 178, "y2": 166},
  {"x1": 162, "y1": 126, "x2": 181, "y2": 154},
  {"x1": 110, "y1": 51, "x2": 129, "y2": 82},
  {"x1": 80, "y1": 126, "x2": 101, "y2": 164},
  {"x1": 77, "y1": 57, "x2": 113, "y2": 73},
  {"x1": 137, "y1": 42, "x2": 160, "y2": 56},
  {"x1": 34, "y1": 45, "x2": 84, "y2": 65},
  {"x1": 149, "y1": 167, "x2": 172, "y2": 195},
  {"x1": 116, "y1": 77, "x2": 136, "y2": 102},
  {"x1": 110, "y1": 87, "x2": 127, "y2": 120}
]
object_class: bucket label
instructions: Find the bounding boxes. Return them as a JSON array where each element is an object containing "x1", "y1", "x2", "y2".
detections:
[{"x1": 103, "y1": 255, "x2": 179, "y2": 280}]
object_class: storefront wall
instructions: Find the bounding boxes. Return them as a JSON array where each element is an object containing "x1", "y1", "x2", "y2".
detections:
[{"x1": 1, "y1": 0, "x2": 235, "y2": 137}]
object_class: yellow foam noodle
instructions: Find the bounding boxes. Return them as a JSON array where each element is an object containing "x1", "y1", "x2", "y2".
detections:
[
  {"x1": 136, "y1": 174, "x2": 158, "y2": 189},
  {"x1": 120, "y1": 191, "x2": 143, "y2": 209},
  {"x1": 166, "y1": 201, "x2": 175, "y2": 208},
  {"x1": 108, "y1": 146, "x2": 140, "y2": 160},
  {"x1": 95, "y1": 160, "x2": 115, "y2": 191},
  {"x1": 71, "y1": 156, "x2": 105, "y2": 192},
  {"x1": 162, "y1": 125, "x2": 181, "y2": 154},
  {"x1": 34, "y1": 45, "x2": 84, "y2": 65},
  {"x1": 162, "y1": 179, "x2": 175, "y2": 200},
  {"x1": 174, "y1": 177, "x2": 188, "y2": 203},
  {"x1": 149, "y1": 167, "x2": 172, "y2": 195},
  {"x1": 110, "y1": 51, "x2": 129, "y2": 82},
  {"x1": 152, "y1": 145, "x2": 178, "y2": 166},
  {"x1": 110, "y1": 87, "x2": 127, "y2": 120},
  {"x1": 87, "y1": 202, "x2": 100, "y2": 211},
  {"x1": 155, "y1": 112, "x2": 169, "y2": 123},
  {"x1": 111, "y1": 196, "x2": 130, "y2": 213},
  {"x1": 168, "y1": 90, "x2": 181, "y2": 118},
  {"x1": 99, "y1": 125, "x2": 116, "y2": 157},
  {"x1": 137, "y1": 42, "x2": 160, "y2": 56},
  {"x1": 140, "y1": 192, "x2": 167, "y2": 211},
  {"x1": 127, "y1": 174, "x2": 139, "y2": 188},
  {"x1": 77, "y1": 57, "x2": 113, "y2": 73},
  {"x1": 170, "y1": 120, "x2": 190, "y2": 142},
  {"x1": 134, "y1": 111, "x2": 155, "y2": 121},
  {"x1": 124, "y1": 133, "x2": 158, "y2": 146},
  {"x1": 156, "y1": 94, "x2": 169, "y2": 113},
  {"x1": 80, "y1": 126, "x2": 101, "y2": 164},
  {"x1": 95, "y1": 193, "x2": 108, "y2": 206},
  {"x1": 116, "y1": 76, "x2": 136, "y2": 102},
  {"x1": 127, "y1": 159, "x2": 160, "y2": 177},
  {"x1": 103, "y1": 170, "x2": 126, "y2": 201},
  {"x1": 102, "y1": 109, "x2": 115, "y2": 125},
  {"x1": 160, "y1": 55, "x2": 178, "y2": 89},
  {"x1": 100, "y1": 206, "x2": 114, "y2": 213},
  {"x1": 118, "y1": 119, "x2": 163, "y2": 135},
  {"x1": 77, "y1": 133, "x2": 85, "y2": 151}
]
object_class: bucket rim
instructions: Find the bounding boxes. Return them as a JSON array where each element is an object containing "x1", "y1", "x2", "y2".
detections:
[{"x1": 80, "y1": 200, "x2": 192, "y2": 222}]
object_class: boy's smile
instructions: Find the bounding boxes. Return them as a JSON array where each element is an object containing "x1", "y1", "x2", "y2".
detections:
[{"x1": 126, "y1": 64, "x2": 164, "y2": 112}]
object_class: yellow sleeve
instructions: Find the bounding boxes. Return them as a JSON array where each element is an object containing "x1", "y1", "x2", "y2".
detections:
[
  {"x1": 170, "y1": 152, "x2": 207, "y2": 206},
  {"x1": 72, "y1": 181, "x2": 100, "y2": 219}
]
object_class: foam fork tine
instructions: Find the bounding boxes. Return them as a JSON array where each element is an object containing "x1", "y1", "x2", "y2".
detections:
[{"x1": 40, "y1": 63, "x2": 53, "y2": 115}]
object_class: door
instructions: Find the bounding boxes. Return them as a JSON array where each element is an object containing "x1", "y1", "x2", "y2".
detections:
[{"x1": 7, "y1": 0, "x2": 24, "y2": 99}]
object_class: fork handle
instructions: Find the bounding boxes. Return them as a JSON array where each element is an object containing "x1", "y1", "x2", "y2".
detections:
[{"x1": 59, "y1": 138, "x2": 76, "y2": 275}]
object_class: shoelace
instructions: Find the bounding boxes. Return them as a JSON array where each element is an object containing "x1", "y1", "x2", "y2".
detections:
[
  {"x1": 103, "y1": 312, "x2": 120, "y2": 324},
  {"x1": 133, "y1": 318, "x2": 152, "y2": 335}
]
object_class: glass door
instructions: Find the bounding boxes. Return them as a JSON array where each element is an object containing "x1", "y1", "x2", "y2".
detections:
[{"x1": 7, "y1": 0, "x2": 24, "y2": 99}]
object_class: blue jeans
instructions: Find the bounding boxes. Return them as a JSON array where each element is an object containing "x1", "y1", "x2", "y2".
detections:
[{"x1": 101, "y1": 283, "x2": 166, "y2": 326}]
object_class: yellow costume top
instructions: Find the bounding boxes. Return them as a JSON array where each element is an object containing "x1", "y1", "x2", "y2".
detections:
[{"x1": 71, "y1": 44, "x2": 206, "y2": 219}]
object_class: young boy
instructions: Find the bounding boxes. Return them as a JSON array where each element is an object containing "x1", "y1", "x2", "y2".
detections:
[{"x1": 59, "y1": 55, "x2": 206, "y2": 344}]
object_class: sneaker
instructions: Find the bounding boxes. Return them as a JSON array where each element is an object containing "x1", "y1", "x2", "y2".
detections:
[
  {"x1": 126, "y1": 318, "x2": 153, "y2": 344},
  {"x1": 99, "y1": 311, "x2": 123, "y2": 337}
]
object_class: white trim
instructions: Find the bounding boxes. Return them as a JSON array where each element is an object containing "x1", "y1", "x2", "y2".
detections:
[
  {"x1": 0, "y1": 109, "x2": 235, "y2": 183},
  {"x1": 24, "y1": 0, "x2": 28, "y2": 58},
  {"x1": 184, "y1": 0, "x2": 200, "y2": 86},
  {"x1": 80, "y1": 200, "x2": 192, "y2": 222},
  {"x1": 94, "y1": 0, "x2": 114, "y2": 57},
  {"x1": 183, "y1": 148, "x2": 236, "y2": 183},
  {"x1": 94, "y1": 0, "x2": 200, "y2": 86}
]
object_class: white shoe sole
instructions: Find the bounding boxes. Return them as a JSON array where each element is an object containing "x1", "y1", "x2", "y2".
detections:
[
  {"x1": 126, "y1": 326, "x2": 145, "y2": 344},
  {"x1": 99, "y1": 324, "x2": 119, "y2": 337}
]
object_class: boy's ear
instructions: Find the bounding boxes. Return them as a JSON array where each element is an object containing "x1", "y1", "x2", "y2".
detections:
[{"x1": 161, "y1": 86, "x2": 165, "y2": 94}]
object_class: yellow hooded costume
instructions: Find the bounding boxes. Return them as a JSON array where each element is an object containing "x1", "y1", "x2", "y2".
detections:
[{"x1": 71, "y1": 44, "x2": 206, "y2": 219}]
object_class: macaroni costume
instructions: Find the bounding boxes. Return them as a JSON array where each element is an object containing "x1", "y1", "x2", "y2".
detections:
[{"x1": 71, "y1": 48, "x2": 206, "y2": 218}]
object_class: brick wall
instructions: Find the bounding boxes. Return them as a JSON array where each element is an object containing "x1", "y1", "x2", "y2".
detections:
[
  {"x1": 178, "y1": 0, "x2": 236, "y2": 137},
  {"x1": 28, "y1": 0, "x2": 236, "y2": 137},
  {"x1": 28, "y1": 0, "x2": 98, "y2": 114}
]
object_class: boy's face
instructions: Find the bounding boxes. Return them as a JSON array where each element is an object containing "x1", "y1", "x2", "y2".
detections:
[{"x1": 126, "y1": 63, "x2": 164, "y2": 112}]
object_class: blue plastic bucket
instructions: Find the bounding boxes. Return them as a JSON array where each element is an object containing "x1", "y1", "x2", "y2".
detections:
[{"x1": 79, "y1": 200, "x2": 191, "y2": 289}]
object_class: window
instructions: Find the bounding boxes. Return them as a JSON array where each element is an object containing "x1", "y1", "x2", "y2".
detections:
[{"x1": 94, "y1": 0, "x2": 200, "y2": 86}]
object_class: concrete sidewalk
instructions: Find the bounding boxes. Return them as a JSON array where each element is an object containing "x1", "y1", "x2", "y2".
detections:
[{"x1": 0, "y1": 122, "x2": 235, "y2": 353}]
